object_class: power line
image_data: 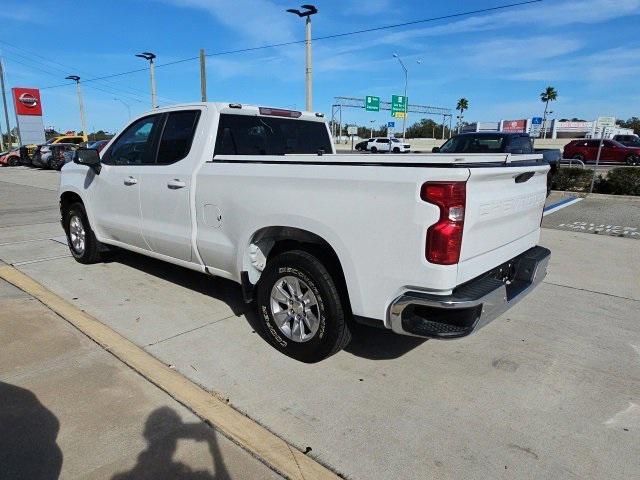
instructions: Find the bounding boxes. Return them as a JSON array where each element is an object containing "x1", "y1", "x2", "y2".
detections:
[
  {"x1": 37, "y1": 0, "x2": 541, "y2": 90},
  {"x1": 0, "y1": 40, "x2": 177, "y2": 103},
  {"x1": 0, "y1": 52, "x2": 148, "y2": 105}
]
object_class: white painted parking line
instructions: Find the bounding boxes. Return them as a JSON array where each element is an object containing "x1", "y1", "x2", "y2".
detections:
[{"x1": 543, "y1": 197, "x2": 582, "y2": 216}]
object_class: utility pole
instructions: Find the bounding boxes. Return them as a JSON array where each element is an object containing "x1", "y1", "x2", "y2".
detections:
[
  {"x1": 136, "y1": 52, "x2": 157, "y2": 108},
  {"x1": 286, "y1": 5, "x2": 317, "y2": 111},
  {"x1": 370, "y1": 119, "x2": 375, "y2": 138},
  {"x1": 0, "y1": 59, "x2": 11, "y2": 149},
  {"x1": 66, "y1": 76, "x2": 88, "y2": 140},
  {"x1": 199, "y1": 49, "x2": 207, "y2": 102}
]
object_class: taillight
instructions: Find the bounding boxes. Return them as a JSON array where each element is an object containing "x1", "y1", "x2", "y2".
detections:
[{"x1": 421, "y1": 182, "x2": 466, "y2": 265}]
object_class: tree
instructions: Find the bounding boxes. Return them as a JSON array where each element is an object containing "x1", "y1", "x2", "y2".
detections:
[
  {"x1": 456, "y1": 98, "x2": 469, "y2": 133},
  {"x1": 540, "y1": 86, "x2": 558, "y2": 138},
  {"x1": 618, "y1": 117, "x2": 640, "y2": 135}
]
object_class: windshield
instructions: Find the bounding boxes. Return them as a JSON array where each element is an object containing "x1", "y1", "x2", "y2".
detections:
[
  {"x1": 391, "y1": 138, "x2": 400, "y2": 143},
  {"x1": 439, "y1": 135, "x2": 506, "y2": 153}
]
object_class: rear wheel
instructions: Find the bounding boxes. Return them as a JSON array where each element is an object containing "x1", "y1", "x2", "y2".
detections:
[
  {"x1": 626, "y1": 154, "x2": 639, "y2": 166},
  {"x1": 64, "y1": 202, "x2": 102, "y2": 264},
  {"x1": 256, "y1": 250, "x2": 352, "y2": 363},
  {"x1": 370, "y1": 146, "x2": 378, "y2": 153},
  {"x1": 9, "y1": 157, "x2": 19, "y2": 167},
  {"x1": 572, "y1": 154, "x2": 584, "y2": 161}
]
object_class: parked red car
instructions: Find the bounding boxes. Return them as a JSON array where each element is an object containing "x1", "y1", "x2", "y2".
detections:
[
  {"x1": 0, "y1": 148, "x2": 21, "y2": 166},
  {"x1": 563, "y1": 139, "x2": 640, "y2": 165}
]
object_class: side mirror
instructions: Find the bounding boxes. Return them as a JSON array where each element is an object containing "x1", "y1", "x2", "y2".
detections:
[
  {"x1": 74, "y1": 148, "x2": 101, "y2": 174},
  {"x1": 432, "y1": 147, "x2": 441, "y2": 153}
]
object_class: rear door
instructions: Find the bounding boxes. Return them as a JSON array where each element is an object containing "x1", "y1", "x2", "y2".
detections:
[
  {"x1": 457, "y1": 160, "x2": 549, "y2": 282},
  {"x1": 139, "y1": 110, "x2": 201, "y2": 262}
]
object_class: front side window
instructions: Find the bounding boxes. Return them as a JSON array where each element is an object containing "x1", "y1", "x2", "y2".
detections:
[
  {"x1": 214, "y1": 114, "x2": 332, "y2": 155},
  {"x1": 103, "y1": 116, "x2": 159, "y2": 165},
  {"x1": 156, "y1": 110, "x2": 201, "y2": 165}
]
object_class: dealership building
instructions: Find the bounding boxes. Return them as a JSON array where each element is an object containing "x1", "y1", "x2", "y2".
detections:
[{"x1": 462, "y1": 117, "x2": 633, "y2": 139}]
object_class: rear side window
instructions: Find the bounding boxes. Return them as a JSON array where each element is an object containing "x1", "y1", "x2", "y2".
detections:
[
  {"x1": 214, "y1": 114, "x2": 331, "y2": 155},
  {"x1": 509, "y1": 136, "x2": 533, "y2": 153},
  {"x1": 156, "y1": 110, "x2": 201, "y2": 165}
]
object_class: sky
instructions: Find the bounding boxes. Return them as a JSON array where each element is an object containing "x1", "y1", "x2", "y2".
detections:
[{"x1": 1, "y1": 0, "x2": 639, "y2": 134}]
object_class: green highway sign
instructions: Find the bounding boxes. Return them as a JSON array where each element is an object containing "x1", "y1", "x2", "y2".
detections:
[
  {"x1": 365, "y1": 95, "x2": 380, "y2": 112},
  {"x1": 391, "y1": 95, "x2": 407, "y2": 116}
]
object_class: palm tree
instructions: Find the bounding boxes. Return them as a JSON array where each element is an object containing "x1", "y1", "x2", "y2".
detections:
[
  {"x1": 456, "y1": 98, "x2": 468, "y2": 133},
  {"x1": 540, "y1": 86, "x2": 558, "y2": 138}
]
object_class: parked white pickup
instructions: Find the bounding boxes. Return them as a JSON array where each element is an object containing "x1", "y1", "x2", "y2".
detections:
[{"x1": 59, "y1": 103, "x2": 550, "y2": 362}]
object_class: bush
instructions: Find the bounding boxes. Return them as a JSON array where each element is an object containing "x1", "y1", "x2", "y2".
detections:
[
  {"x1": 551, "y1": 166, "x2": 640, "y2": 195},
  {"x1": 597, "y1": 167, "x2": 640, "y2": 196},
  {"x1": 551, "y1": 167, "x2": 593, "y2": 192}
]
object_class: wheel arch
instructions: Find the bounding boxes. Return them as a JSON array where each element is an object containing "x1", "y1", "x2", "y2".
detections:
[{"x1": 240, "y1": 226, "x2": 356, "y2": 312}]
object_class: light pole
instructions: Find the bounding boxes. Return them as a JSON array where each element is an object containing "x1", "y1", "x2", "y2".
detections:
[
  {"x1": 65, "y1": 76, "x2": 88, "y2": 140},
  {"x1": 135, "y1": 52, "x2": 157, "y2": 109},
  {"x1": 392, "y1": 54, "x2": 408, "y2": 139},
  {"x1": 114, "y1": 98, "x2": 131, "y2": 120},
  {"x1": 286, "y1": 4, "x2": 317, "y2": 112},
  {"x1": 370, "y1": 119, "x2": 375, "y2": 138}
]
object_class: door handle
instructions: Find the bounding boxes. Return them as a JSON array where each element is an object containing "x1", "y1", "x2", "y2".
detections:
[
  {"x1": 167, "y1": 179, "x2": 186, "y2": 189},
  {"x1": 124, "y1": 176, "x2": 138, "y2": 186}
]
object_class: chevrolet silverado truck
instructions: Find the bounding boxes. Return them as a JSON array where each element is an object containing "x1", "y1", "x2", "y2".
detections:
[{"x1": 59, "y1": 103, "x2": 550, "y2": 362}]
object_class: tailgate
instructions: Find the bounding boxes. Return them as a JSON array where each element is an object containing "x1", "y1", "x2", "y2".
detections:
[{"x1": 457, "y1": 163, "x2": 548, "y2": 283}]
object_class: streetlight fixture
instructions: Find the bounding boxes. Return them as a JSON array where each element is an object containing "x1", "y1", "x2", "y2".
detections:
[
  {"x1": 65, "y1": 75, "x2": 88, "y2": 140},
  {"x1": 135, "y1": 52, "x2": 157, "y2": 109},
  {"x1": 286, "y1": 4, "x2": 318, "y2": 112},
  {"x1": 392, "y1": 53, "x2": 409, "y2": 140},
  {"x1": 114, "y1": 98, "x2": 131, "y2": 120}
]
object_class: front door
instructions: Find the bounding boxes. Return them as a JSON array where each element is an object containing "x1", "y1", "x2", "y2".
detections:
[
  {"x1": 139, "y1": 110, "x2": 201, "y2": 262},
  {"x1": 90, "y1": 114, "x2": 163, "y2": 249}
]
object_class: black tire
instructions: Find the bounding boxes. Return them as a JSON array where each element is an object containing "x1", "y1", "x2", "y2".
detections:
[
  {"x1": 9, "y1": 157, "x2": 19, "y2": 167},
  {"x1": 370, "y1": 146, "x2": 377, "y2": 153},
  {"x1": 63, "y1": 202, "x2": 102, "y2": 264},
  {"x1": 626, "y1": 154, "x2": 639, "y2": 166},
  {"x1": 393, "y1": 147, "x2": 400, "y2": 153},
  {"x1": 572, "y1": 154, "x2": 584, "y2": 161},
  {"x1": 256, "y1": 250, "x2": 352, "y2": 363}
]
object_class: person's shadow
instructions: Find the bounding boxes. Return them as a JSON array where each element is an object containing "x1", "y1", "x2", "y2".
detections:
[
  {"x1": 0, "y1": 382, "x2": 63, "y2": 480},
  {"x1": 111, "y1": 407, "x2": 229, "y2": 480}
]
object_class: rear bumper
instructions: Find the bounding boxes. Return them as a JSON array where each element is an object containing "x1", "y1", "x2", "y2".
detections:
[{"x1": 388, "y1": 246, "x2": 550, "y2": 338}]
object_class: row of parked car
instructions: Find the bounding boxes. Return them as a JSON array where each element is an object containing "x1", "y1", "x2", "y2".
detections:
[{"x1": 0, "y1": 136, "x2": 109, "y2": 170}]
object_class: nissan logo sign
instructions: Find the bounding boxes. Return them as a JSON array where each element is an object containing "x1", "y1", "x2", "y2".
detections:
[{"x1": 18, "y1": 92, "x2": 38, "y2": 108}]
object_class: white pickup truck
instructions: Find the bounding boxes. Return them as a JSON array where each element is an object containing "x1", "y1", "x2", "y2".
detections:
[{"x1": 59, "y1": 103, "x2": 550, "y2": 362}]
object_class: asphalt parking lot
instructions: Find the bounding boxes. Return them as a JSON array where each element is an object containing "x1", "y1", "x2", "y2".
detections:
[
  {"x1": 1, "y1": 166, "x2": 639, "y2": 479},
  {"x1": 543, "y1": 192, "x2": 640, "y2": 240}
]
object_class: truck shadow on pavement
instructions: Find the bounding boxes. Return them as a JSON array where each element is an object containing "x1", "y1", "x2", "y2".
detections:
[
  {"x1": 110, "y1": 250, "x2": 425, "y2": 360},
  {"x1": 111, "y1": 407, "x2": 230, "y2": 480},
  {"x1": 0, "y1": 381, "x2": 63, "y2": 480}
]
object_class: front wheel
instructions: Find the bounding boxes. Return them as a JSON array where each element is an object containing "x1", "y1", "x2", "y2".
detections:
[
  {"x1": 370, "y1": 146, "x2": 377, "y2": 153},
  {"x1": 64, "y1": 202, "x2": 102, "y2": 264},
  {"x1": 256, "y1": 250, "x2": 352, "y2": 363},
  {"x1": 393, "y1": 147, "x2": 400, "y2": 153}
]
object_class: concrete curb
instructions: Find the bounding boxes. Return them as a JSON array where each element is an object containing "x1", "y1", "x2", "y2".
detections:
[{"x1": 0, "y1": 265, "x2": 340, "y2": 480}]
